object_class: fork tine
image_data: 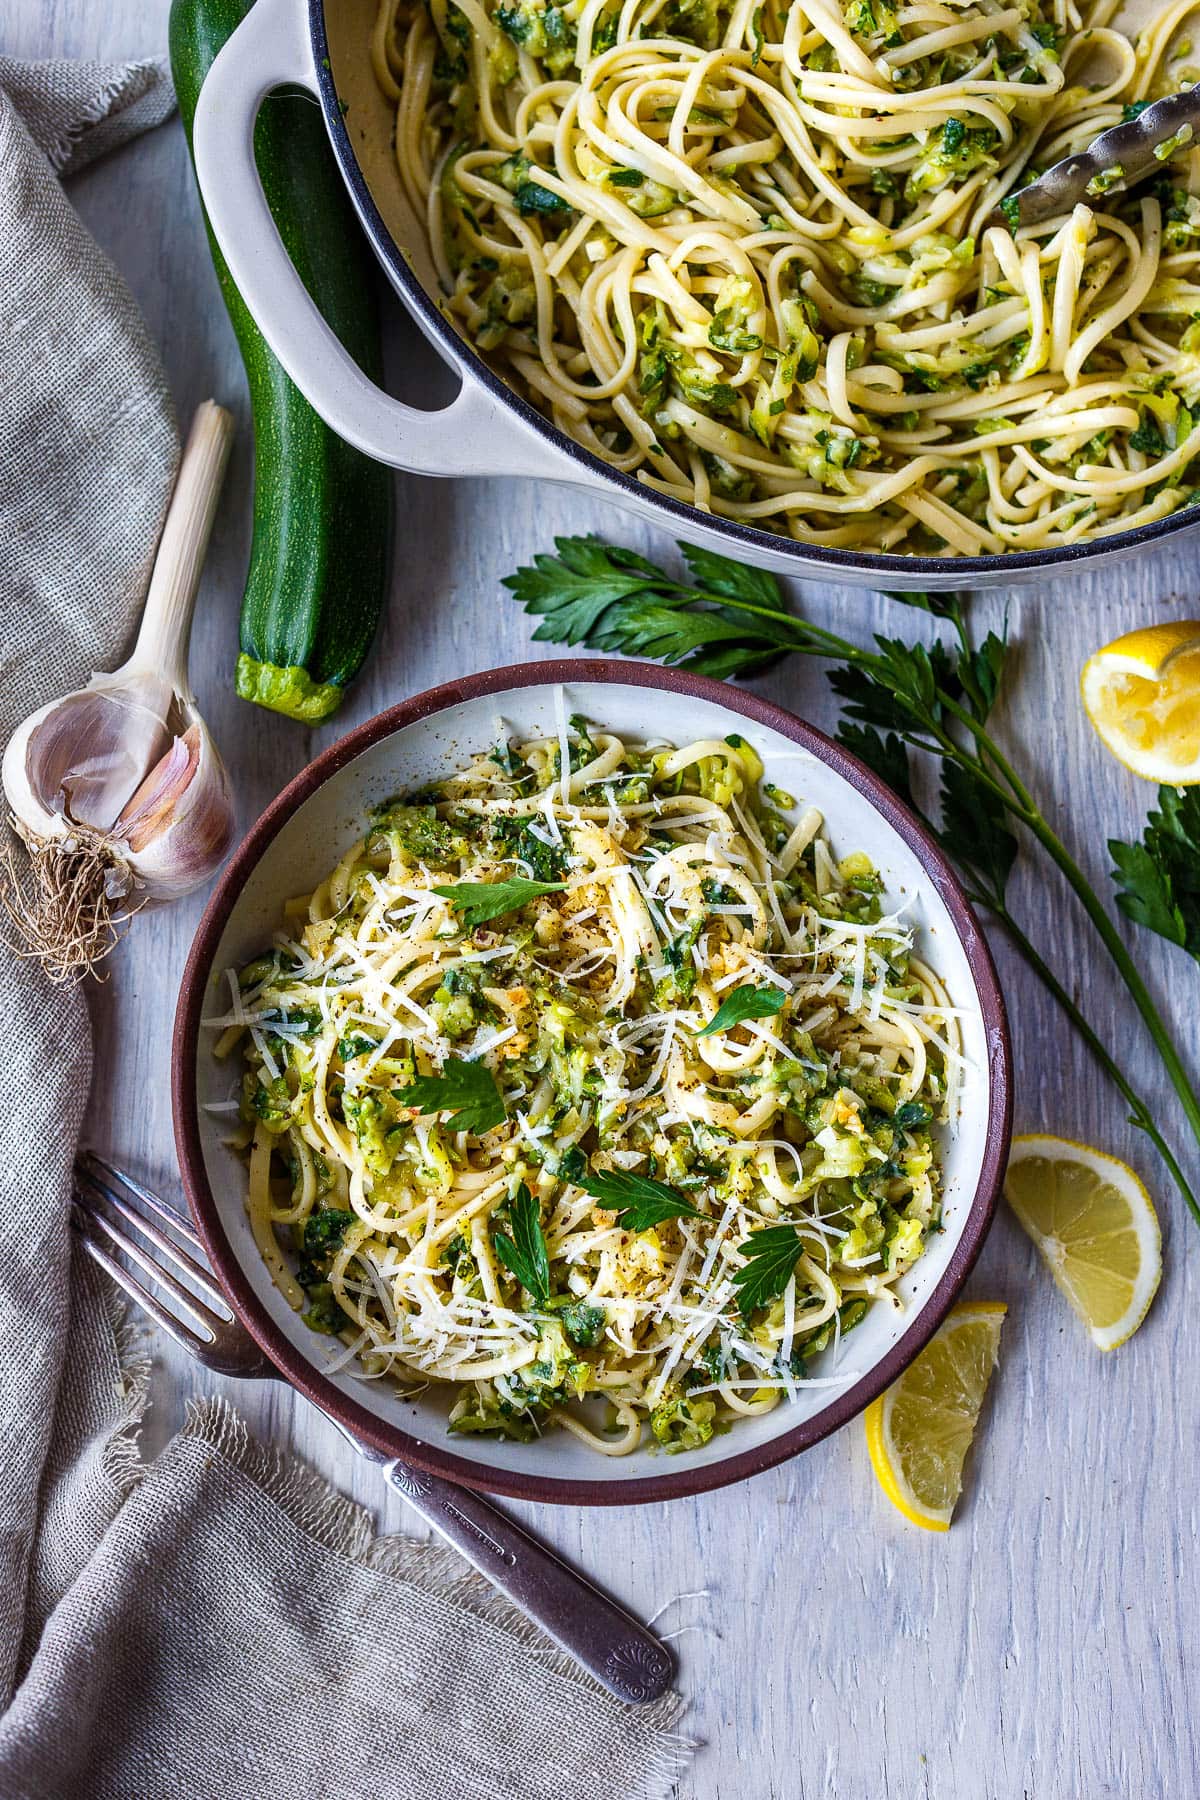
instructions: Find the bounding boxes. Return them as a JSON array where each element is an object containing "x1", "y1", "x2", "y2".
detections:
[
  {"x1": 78, "y1": 1150, "x2": 204, "y2": 1252},
  {"x1": 72, "y1": 1210, "x2": 214, "y2": 1358},
  {"x1": 74, "y1": 1162, "x2": 231, "y2": 1316},
  {"x1": 72, "y1": 1185, "x2": 228, "y2": 1341}
]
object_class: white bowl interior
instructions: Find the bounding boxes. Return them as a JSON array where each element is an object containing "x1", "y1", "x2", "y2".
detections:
[{"x1": 193, "y1": 679, "x2": 994, "y2": 1487}]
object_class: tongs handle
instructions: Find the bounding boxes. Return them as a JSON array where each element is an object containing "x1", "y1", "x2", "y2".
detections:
[{"x1": 988, "y1": 87, "x2": 1200, "y2": 230}]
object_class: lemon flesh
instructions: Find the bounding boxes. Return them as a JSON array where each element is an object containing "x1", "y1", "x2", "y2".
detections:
[
  {"x1": 1081, "y1": 623, "x2": 1200, "y2": 783},
  {"x1": 1004, "y1": 1135, "x2": 1161, "y2": 1352},
  {"x1": 865, "y1": 1301, "x2": 1005, "y2": 1531}
]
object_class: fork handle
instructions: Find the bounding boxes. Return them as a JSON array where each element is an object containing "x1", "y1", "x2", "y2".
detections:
[{"x1": 376, "y1": 1457, "x2": 674, "y2": 1703}]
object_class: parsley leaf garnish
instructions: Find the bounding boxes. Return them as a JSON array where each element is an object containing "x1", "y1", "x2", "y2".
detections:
[
  {"x1": 1109, "y1": 787, "x2": 1200, "y2": 961},
  {"x1": 393, "y1": 1057, "x2": 507, "y2": 1133},
  {"x1": 697, "y1": 983, "x2": 786, "y2": 1037},
  {"x1": 562, "y1": 1300, "x2": 607, "y2": 1346},
  {"x1": 677, "y1": 542, "x2": 787, "y2": 609},
  {"x1": 494, "y1": 1182, "x2": 550, "y2": 1305},
  {"x1": 432, "y1": 876, "x2": 566, "y2": 928},
  {"x1": 894, "y1": 1100, "x2": 934, "y2": 1131},
  {"x1": 572, "y1": 1165, "x2": 704, "y2": 1231},
  {"x1": 732, "y1": 1226, "x2": 804, "y2": 1317},
  {"x1": 500, "y1": 536, "x2": 671, "y2": 642}
]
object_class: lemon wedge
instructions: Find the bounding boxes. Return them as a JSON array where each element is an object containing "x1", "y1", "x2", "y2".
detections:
[
  {"x1": 1004, "y1": 1134, "x2": 1160, "y2": 1351},
  {"x1": 1080, "y1": 621, "x2": 1200, "y2": 783},
  {"x1": 865, "y1": 1301, "x2": 1005, "y2": 1531}
]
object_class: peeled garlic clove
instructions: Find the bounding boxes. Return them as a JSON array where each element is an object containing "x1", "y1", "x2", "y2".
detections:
[
  {"x1": 113, "y1": 716, "x2": 235, "y2": 901},
  {"x1": 117, "y1": 722, "x2": 202, "y2": 851}
]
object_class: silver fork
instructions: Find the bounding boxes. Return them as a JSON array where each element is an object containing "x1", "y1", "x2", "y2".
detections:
[{"x1": 71, "y1": 1151, "x2": 674, "y2": 1705}]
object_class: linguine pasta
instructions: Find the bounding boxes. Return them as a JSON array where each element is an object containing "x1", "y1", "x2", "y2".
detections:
[
  {"x1": 370, "y1": 0, "x2": 1200, "y2": 554},
  {"x1": 211, "y1": 713, "x2": 961, "y2": 1455}
]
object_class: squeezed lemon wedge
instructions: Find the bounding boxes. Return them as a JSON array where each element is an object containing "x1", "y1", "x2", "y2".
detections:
[
  {"x1": 1080, "y1": 621, "x2": 1200, "y2": 782},
  {"x1": 865, "y1": 1301, "x2": 1005, "y2": 1531},
  {"x1": 1004, "y1": 1135, "x2": 1161, "y2": 1351}
]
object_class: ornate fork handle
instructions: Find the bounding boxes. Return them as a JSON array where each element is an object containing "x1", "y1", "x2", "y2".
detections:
[
  {"x1": 71, "y1": 1155, "x2": 674, "y2": 1705},
  {"x1": 285, "y1": 1376, "x2": 673, "y2": 1701},
  {"x1": 353, "y1": 1442, "x2": 674, "y2": 1703}
]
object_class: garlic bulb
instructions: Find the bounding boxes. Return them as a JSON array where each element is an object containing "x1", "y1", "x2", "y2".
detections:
[{"x1": 2, "y1": 402, "x2": 236, "y2": 976}]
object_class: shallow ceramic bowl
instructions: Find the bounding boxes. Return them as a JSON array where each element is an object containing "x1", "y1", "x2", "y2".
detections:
[{"x1": 173, "y1": 661, "x2": 1011, "y2": 1504}]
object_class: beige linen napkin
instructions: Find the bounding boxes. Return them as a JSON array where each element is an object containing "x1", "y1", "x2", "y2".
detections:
[
  {"x1": 0, "y1": 59, "x2": 688, "y2": 1799},
  {"x1": 0, "y1": 57, "x2": 179, "y2": 1699}
]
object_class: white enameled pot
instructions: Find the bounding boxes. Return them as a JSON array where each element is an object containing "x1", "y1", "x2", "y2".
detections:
[{"x1": 191, "y1": 0, "x2": 1200, "y2": 588}]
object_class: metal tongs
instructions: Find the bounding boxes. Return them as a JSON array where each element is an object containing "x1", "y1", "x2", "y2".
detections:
[{"x1": 986, "y1": 86, "x2": 1200, "y2": 229}]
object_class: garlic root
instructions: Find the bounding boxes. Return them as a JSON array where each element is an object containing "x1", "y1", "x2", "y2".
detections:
[{"x1": 0, "y1": 820, "x2": 130, "y2": 984}]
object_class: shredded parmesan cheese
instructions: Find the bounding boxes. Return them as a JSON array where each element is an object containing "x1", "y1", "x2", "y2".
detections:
[{"x1": 223, "y1": 715, "x2": 964, "y2": 1458}]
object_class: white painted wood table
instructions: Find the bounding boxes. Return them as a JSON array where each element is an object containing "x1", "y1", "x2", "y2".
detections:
[{"x1": 15, "y1": 2, "x2": 1200, "y2": 1793}]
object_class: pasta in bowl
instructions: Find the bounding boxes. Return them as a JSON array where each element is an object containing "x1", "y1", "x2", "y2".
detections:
[
  {"x1": 370, "y1": 0, "x2": 1200, "y2": 555},
  {"x1": 175, "y1": 664, "x2": 1010, "y2": 1503},
  {"x1": 216, "y1": 716, "x2": 953, "y2": 1455}
]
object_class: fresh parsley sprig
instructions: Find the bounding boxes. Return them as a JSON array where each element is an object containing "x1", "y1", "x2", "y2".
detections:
[
  {"x1": 393, "y1": 1057, "x2": 507, "y2": 1134},
  {"x1": 431, "y1": 875, "x2": 565, "y2": 928},
  {"x1": 494, "y1": 1182, "x2": 550, "y2": 1305},
  {"x1": 697, "y1": 983, "x2": 786, "y2": 1037},
  {"x1": 731, "y1": 1226, "x2": 804, "y2": 1318},
  {"x1": 1109, "y1": 787, "x2": 1200, "y2": 962},
  {"x1": 504, "y1": 536, "x2": 1200, "y2": 1229},
  {"x1": 570, "y1": 1164, "x2": 705, "y2": 1232}
]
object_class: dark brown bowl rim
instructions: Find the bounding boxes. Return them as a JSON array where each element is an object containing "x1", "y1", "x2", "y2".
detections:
[{"x1": 173, "y1": 658, "x2": 1012, "y2": 1506}]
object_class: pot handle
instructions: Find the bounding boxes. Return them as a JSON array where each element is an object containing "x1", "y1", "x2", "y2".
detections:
[{"x1": 191, "y1": 0, "x2": 571, "y2": 480}]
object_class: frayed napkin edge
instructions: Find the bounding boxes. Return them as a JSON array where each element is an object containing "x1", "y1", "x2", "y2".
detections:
[
  {"x1": 178, "y1": 1394, "x2": 698, "y2": 1797},
  {"x1": 0, "y1": 57, "x2": 174, "y2": 175},
  {"x1": 95, "y1": 1273, "x2": 153, "y2": 1507}
]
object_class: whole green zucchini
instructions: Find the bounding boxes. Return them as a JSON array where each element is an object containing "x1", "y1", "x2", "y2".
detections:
[{"x1": 170, "y1": 0, "x2": 394, "y2": 723}]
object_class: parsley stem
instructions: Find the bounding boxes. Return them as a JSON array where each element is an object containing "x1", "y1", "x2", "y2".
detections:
[
  {"x1": 896, "y1": 742, "x2": 1198, "y2": 1217},
  {"x1": 751, "y1": 609, "x2": 1200, "y2": 1196},
  {"x1": 656, "y1": 581, "x2": 875, "y2": 664},
  {"x1": 914, "y1": 698, "x2": 1200, "y2": 1185},
  {"x1": 1017, "y1": 804, "x2": 1200, "y2": 1164},
  {"x1": 983, "y1": 900, "x2": 1200, "y2": 1226},
  {"x1": 935, "y1": 693, "x2": 1039, "y2": 814}
]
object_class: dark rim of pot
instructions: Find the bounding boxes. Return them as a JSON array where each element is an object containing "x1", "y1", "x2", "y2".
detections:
[{"x1": 308, "y1": 0, "x2": 1200, "y2": 585}]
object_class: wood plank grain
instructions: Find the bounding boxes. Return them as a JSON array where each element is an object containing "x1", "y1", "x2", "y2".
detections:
[{"x1": 16, "y1": 2, "x2": 1200, "y2": 1792}]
